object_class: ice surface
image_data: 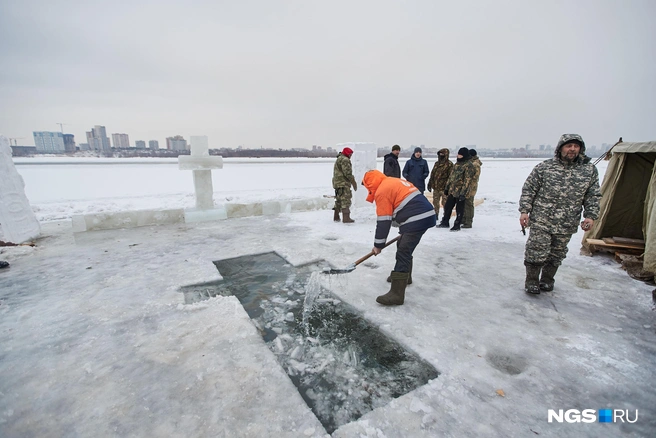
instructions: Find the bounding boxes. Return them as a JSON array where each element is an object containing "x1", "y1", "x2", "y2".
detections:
[
  {"x1": 0, "y1": 135, "x2": 41, "y2": 243},
  {"x1": 1, "y1": 157, "x2": 654, "y2": 437}
]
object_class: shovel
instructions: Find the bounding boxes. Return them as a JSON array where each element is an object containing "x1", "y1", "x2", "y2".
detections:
[{"x1": 322, "y1": 236, "x2": 401, "y2": 274}]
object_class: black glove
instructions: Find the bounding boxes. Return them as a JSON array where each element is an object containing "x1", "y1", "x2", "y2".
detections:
[
  {"x1": 458, "y1": 195, "x2": 465, "y2": 202},
  {"x1": 351, "y1": 180, "x2": 357, "y2": 191}
]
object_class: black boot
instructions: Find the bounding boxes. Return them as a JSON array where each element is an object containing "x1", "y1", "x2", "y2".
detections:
[
  {"x1": 333, "y1": 208, "x2": 340, "y2": 222},
  {"x1": 377, "y1": 272, "x2": 408, "y2": 305},
  {"x1": 540, "y1": 263, "x2": 559, "y2": 291},
  {"x1": 450, "y1": 210, "x2": 463, "y2": 231},
  {"x1": 0, "y1": 261, "x2": 9, "y2": 269},
  {"x1": 437, "y1": 219, "x2": 450, "y2": 228},
  {"x1": 524, "y1": 262, "x2": 542, "y2": 294},
  {"x1": 342, "y1": 208, "x2": 354, "y2": 223}
]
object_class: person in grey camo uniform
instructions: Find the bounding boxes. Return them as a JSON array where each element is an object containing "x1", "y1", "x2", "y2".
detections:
[{"x1": 519, "y1": 134, "x2": 601, "y2": 294}]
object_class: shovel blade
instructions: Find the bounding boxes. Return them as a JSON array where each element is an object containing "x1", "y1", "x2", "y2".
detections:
[{"x1": 322, "y1": 263, "x2": 356, "y2": 275}]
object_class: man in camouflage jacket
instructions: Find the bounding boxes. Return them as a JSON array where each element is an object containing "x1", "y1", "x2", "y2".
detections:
[
  {"x1": 462, "y1": 149, "x2": 482, "y2": 228},
  {"x1": 427, "y1": 148, "x2": 454, "y2": 219},
  {"x1": 519, "y1": 134, "x2": 601, "y2": 294},
  {"x1": 437, "y1": 147, "x2": 478, "y2": 231},
  {"x1": 332, "y1": 147, "x2": 358, "y2": 223}
]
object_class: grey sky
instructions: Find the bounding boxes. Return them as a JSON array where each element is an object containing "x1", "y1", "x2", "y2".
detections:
[{"x1": 1, "y1": 0, "x2": 654, "y2": 149}]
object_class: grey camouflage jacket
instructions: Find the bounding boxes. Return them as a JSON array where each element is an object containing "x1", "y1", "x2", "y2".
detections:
[{"x1": 519, "y1": 154, "x2": 601, "y2": 234}]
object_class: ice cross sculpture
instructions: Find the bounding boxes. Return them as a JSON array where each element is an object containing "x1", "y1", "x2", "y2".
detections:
[
  {"x1": 0, "y1": 135, "x2": 41, "y2": 243},
  {"x1": 178, "y1": 136, "x2": 223, "y2": 210}
]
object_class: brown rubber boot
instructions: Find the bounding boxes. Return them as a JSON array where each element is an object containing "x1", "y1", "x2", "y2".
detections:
[
  {"x1": 539, "y1": 263, "x2": 559, "y2": 291},
  {"x1": 524, "y1": 262, "x2": 542, "y2": 294},
  {"x1": 342, "y1": 208, "x2": 354, "y2": 223},
  {"x1": 333, "y1": 208, "x2": 340, "y2": 222},
  {"x1": 377, "y1": 271, "x2": 408, "y2": 305}
]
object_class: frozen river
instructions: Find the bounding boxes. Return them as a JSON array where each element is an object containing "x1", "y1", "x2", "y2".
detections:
[{"x1": 13, "y1": 157, "x2": 608, "y2": 222}]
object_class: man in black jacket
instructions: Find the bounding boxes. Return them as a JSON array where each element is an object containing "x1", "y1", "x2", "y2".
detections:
[
  {"x1": 402, "y1": 147, "x2": 429, "y2": 193},
  {"x1": 383, "y1": 144, "x2": 401, "y2": 177}
]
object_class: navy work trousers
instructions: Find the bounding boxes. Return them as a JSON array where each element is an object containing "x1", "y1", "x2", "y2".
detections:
[{"x1": 393, "y1": 230, "x2": 427, "y2": 273}]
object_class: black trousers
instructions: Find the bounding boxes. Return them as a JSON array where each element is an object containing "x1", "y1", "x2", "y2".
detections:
[
  {"x1": 441, "y1": 195, "x2": 465, "y2": 226},
  {"x1": 393, "y1": 230, "x2": 427, "y2": 273}
]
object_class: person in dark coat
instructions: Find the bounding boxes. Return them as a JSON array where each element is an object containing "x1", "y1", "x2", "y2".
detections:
[
  {"x1": 383, "y1": 145, "x2": 401, "y2": 178},
  {"x1": 402, "y1": 147, "x2": 429, "y2": 193}
]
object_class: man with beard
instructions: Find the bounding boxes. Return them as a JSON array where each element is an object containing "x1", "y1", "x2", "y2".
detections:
[
  {"x1": 383, "y1": 144, "x2": 401, "y2": 178},
  {"x1": 427, "y1": 148, "x2": 454, "y2": 219},
  {"x1": 437, "y1": 147, "x2": 477, "y2": 231},
  {"x1": 519, "y1": 134, "x2": 601, "y2": 294}
]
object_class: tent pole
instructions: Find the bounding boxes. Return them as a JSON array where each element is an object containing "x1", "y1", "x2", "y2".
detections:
[{"x1": 594, "y1": 137, "x2": 623, "y2": 165}]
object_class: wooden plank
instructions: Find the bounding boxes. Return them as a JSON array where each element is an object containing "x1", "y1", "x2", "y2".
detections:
[
  {"x1": 425, "y1": 196, "x2": 484, "y2": 217},
  {"x1": 602, "y1": 237, "x2": 615, "y2": 244},
  {"x1": 612, "y1": 237, "x2": 645, "y2": 245},
  {"x1": 587, "y1": 238, "x2": 645, "y2": 250}
]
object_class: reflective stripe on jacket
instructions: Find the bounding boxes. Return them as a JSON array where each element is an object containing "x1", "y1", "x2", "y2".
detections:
[{"x1": 363, "y1": 170, "x2": 436, "y2": 247}]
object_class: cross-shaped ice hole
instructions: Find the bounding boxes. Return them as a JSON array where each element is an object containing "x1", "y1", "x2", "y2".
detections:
[{"x1": 179, "y1": 252, "x2": 439, "y2": 434}]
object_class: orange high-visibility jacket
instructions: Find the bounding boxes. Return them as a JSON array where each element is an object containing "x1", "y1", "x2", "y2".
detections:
[{"x1": 362, "y1": 170, "x2": 436, "y2": 247}]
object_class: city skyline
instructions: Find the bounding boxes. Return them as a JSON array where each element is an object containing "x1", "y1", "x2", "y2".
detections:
[
  {"x1": 18, "y1": 123, "x2": 620, "y2": 152},
  {"x1": 2, "y1": 1, "x2": 654, "y2": 150}
]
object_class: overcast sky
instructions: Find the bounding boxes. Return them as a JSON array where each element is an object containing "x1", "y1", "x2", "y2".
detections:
[{"x1": 1, "y1": 0, "x2": 654, "y2": 150}]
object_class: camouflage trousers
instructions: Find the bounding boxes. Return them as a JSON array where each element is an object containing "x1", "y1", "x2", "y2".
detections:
[
  {"x1": 463, "y1": 197, "x2": 475, "y2": 227},
  {"x1": 524, "y1": 227, "x2": 572, "y2": 266},
  {"x1": 431, "y1": 191, "x2": 447, "y2": 217},
  {"x1": 334, "y1": 187, "x2": 352, "y2": 210}
]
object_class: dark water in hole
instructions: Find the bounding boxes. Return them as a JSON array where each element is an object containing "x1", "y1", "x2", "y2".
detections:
[{"x1": 180, "y1": 252, "x2": 439, "y2": 434}]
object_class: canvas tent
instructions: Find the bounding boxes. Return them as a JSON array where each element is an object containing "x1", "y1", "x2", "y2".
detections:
[{"x1": 582, "y1": 141, "x2": 656, "y2": 273}]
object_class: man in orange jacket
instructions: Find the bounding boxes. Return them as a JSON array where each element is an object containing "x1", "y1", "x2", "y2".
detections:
[{"x1": 362, "y1": 170, "x2": 436, "y2": 305}]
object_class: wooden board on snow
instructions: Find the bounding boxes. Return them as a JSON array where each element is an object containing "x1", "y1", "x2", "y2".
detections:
[
  {"x1": 426, "y1": 196, "x2": 485, "y2": 217},
  {"x1": 587, "y1": 238, "x2": 645, "y2": 250},
  {"x1": 612, "y1": 237, "x2": 645, "y2": 245}
]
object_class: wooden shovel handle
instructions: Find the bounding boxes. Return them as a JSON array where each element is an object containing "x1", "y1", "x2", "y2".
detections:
[{"x1": 353, "y1": 235, "x2": 402, "y2": 267}]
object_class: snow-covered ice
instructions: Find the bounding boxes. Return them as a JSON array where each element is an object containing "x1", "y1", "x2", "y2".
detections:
[
  {"x1": 0, "y1": 136, "x2": 41, "y2": 243},
  {"x1": 1, "y1": 157, "x2": 655, "y2": 437}
]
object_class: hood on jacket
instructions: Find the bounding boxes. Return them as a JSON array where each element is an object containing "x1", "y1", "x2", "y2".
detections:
[
  {"x1": 384, "y1": 152, "x2": 399, "y2": 161},
  {"x1": 438, "y1": 148, "x2": 450, "y2": 161},
  {"x1": 362, "y1": 169, "x2": 387, "y2": 203},
  {"x1": 555, "y1": 134, "x2": 586, "y2": 157}
]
